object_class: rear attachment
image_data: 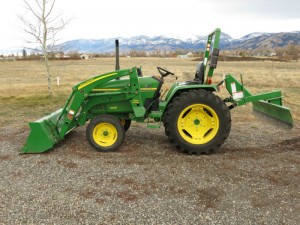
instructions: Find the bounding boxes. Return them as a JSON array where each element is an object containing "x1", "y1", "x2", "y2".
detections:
[
  {"x1": 224, "y1": 74, "x2": 293, "y2": 128},
  {"x1": 252, "y1": 101, "x2": 293, "y2": 129}
]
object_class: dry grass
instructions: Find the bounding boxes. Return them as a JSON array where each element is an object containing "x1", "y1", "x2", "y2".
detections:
[{"x1": 0, "y1": 58, "x2": 299, "y2": 127}]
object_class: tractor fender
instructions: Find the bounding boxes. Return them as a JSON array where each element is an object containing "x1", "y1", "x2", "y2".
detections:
[{"x1": 162, "y1": 82, "x2": 218, "y2": 114}]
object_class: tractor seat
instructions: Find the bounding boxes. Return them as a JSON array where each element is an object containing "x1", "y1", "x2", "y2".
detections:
[
  {"x1": 137, "y1": 68, "x2": 143, "y2": 77},
  {"x1": 194, "y1": 62, "x2": 204, "y2": 84}
]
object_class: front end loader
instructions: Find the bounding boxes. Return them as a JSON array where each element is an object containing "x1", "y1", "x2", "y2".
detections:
[{"x1": 21, "y1": 28, "x2": 293, "y2": 154}]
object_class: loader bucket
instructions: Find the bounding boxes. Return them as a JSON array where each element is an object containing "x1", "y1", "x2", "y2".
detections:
[
  {"x1": 252, "y1": 100, "x2": 293, "y2": 127},
  {"x1": 21, "y1": 108, "x2": 63, "y2": 153}
]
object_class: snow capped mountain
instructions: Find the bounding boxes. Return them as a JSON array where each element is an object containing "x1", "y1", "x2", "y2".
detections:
[
  {"x1": 60, "y1": 33, "x2": 230, "y2": 53},
  {"x1": 220, "y1": 33, "x2": 234, "y2": 42},
  {"x1": 238, "y1": 32, "x2": 272, "y2": 42},
  {"x1": 3, "y1": 31, "x2": 299, "y2": 55}
]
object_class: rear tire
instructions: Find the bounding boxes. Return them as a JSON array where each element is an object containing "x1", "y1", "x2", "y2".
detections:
[
  {"x1": 163, "y1": 89, "x2": 231, "y2": 154},
  {"x1": 86, "y1": 115, "x2": 125, "y2": 152}
]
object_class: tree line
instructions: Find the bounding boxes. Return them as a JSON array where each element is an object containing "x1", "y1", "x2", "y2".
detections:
[{"x1": 6, "y1": 44, "x2": 298, "y2": 61}]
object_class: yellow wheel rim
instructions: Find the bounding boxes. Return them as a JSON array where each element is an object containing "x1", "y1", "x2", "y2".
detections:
[
  {"x1": 177, "y1": 104, "x2": 220, "y2": 144},
  {"x1": 92, "y1": 123, "x2": 118, "y2": 147}
]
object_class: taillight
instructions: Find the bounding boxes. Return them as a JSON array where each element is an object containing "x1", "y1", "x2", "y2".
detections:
[{"x1": 207, "y1": 77, "x2": 212, "y2": 84}]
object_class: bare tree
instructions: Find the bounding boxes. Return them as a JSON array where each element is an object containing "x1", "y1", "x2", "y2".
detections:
[
  {"x1": 19, "y1": 0, "x2": 68, "y2": 96},
  {"x1": 285, "y1": 44, "x2": 300, "y2": 60},
  {"x1": 275, "y1": 46, "x2": 285, "y2": 59}
]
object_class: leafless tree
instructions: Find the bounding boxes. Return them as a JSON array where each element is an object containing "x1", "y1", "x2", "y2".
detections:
[
  {"x1": 19, "y1": 0, "x2": 69, "y2": 95},
  {"x1": 275, "y1": 46, "x2": 285, "y2": 59}
]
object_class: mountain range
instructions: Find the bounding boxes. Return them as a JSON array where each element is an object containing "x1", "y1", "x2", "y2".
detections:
[
  {"x1": 1, "y1": 31, "x2": 299, "y2": 55},
  {"x1": 60, "y1": 31, "x2": 300, "y2": 53}
]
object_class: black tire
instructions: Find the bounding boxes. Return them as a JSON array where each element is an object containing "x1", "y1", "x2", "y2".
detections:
[
  {"x1": 86, "y1": 115, "x2": 125, "y2": 152},
  {"x1": 120, "y1": 119, "x2": 131, "y2": 132},
  {"x1": 163, "y1": 89, "x2": 231, "y2": 154}
]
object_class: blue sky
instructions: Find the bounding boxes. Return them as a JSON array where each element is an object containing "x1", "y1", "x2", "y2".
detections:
[{"x1": 1, "y1": 0, "x2": 300, "y2": 49}]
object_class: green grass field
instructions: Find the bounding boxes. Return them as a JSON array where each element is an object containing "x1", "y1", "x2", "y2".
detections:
[{"x1": 0, "y1": 58, "x2": 299, "y2": 127}]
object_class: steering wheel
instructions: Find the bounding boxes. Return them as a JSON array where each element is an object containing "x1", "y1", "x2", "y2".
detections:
[{"x1": 157, "y1": 67, "x2": 175, "y2": 78}]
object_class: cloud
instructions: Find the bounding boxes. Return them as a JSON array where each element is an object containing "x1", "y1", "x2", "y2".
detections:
[
  {"x1": 207, "y1": 0, "x2": 300, "y2": 19},
  {"x1": 1, "y1": 0, "x2": 299, "y2": 48}
]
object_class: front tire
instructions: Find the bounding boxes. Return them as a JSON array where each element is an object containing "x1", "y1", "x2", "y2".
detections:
[
  {"x1": 86, "y1": 115, "x2": 125, "y2": 152},
  {"x1": 164, "y1": 89, "x2": 231, "y2": 154}
]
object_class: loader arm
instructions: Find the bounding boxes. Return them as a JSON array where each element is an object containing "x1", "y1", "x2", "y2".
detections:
[
  {"x1": 57, "y1": 67, "x2": 145, "y2": 138},
  {"x1": 21, "y1": 67, "x2": 145, "y2": 153}
]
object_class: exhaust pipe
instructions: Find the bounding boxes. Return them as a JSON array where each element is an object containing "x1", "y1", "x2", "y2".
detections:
[{"x1": 115, "y1": 39, "x2": 120, "y2": 71}]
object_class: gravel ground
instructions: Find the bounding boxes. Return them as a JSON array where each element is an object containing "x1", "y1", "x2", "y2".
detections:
[{"x1": 0, "y1": 118, "x2": 299, "y2": 224}]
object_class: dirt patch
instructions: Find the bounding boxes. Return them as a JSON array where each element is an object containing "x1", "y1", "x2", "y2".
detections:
[
  {"x1": 57, "y1": 159, "x2": 78, "y2": 169},
  {"x1": 251, "y1": 192, "x2": 280, "y2": 208},
  {"x1": 166, "y1": 186, "x2": 186, "y2": 195},
  {"x1": 274, "y1": 137, "x2": 300, "y2": 150},
  {"x1": 95, "y1": 198, "x2": 105, "y2": 205},
  {"x1": 0, "y1": 155, "x2": 12, "y2": 161},
  {"x1": 262, "y1": 170, "x2": 293, "y2": 186},
  {"x1": 116, "y1": 191, "x2": 139, "y2": 202},
  {"x1": 80, "y1": 189, "x2": 97, "y2": 199},
  {"x1": 197, "y1": 187, "x2": 225, "y2": 209}
]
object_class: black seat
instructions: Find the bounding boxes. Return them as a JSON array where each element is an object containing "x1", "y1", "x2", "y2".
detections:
[
  {"x1": 137, "y1": 68, "x2": 143, "y2": 77},
  {"x1": 194, "y1": 62, "x2": 204, "y2": 84}
]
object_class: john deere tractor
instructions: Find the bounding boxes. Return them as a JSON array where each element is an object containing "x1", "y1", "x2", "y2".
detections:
[{"x1": 22, "y1": 28, "x2": 293, "y2": 154}]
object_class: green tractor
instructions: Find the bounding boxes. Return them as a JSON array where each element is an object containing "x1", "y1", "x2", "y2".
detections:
[{"x1": 21, "y1": 28, "x2": 293, "y2": 154}]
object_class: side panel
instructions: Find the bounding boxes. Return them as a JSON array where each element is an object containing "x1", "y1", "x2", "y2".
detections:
[{"x1": 79, "y1": 76, "x2": 160, "y2": 123}]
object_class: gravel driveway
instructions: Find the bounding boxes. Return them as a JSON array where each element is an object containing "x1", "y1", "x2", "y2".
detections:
[{"x1": 0, "y1": 119, "x2": 299, "y2": 224}]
